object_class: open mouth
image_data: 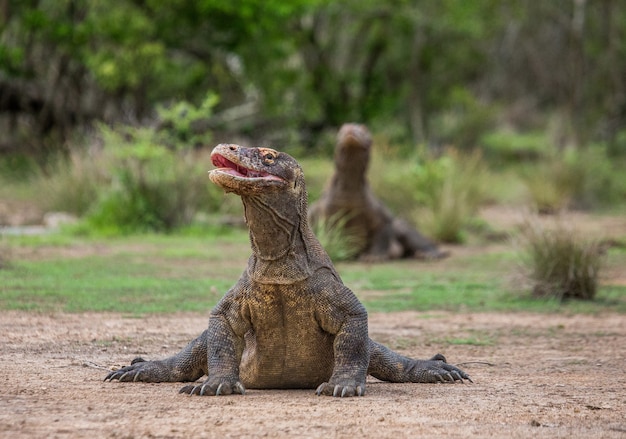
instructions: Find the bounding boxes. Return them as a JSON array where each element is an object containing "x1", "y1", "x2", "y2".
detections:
[{"x1": 211, "y1": 153, "x2": 283, "y2": 181}]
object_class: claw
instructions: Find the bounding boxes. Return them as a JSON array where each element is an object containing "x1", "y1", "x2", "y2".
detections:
[
  {"x1": 216, "y1": 383, "x2": 226, "y2": 396},
  {"x1": 118, "y1": 372, "x2": 130, "y2": 382},
  {"x1": 332, "y1": 385, "x2": 341, "y2": 397},
  {"x1": 104, "y1": 371, "x2": 119, "y2": 382},
  {"x1": 430, "y1": 353, "x2": 447, "y2": 362},
  {"x1": 179, "y1": 385, "x2": 193, "y2": 394},
  {"x1": 315, "y1": 383, "x2": 325, "y2": 396},
  {"x1": 341, "y1": 387, "x2": 349, "y2": 398},
  {"x1": 133, "y1": 371, "x2": 142, "y2": 382},
  {"x1": 234, "y1": 382, "x2": 246, "y2": 395},
  {"x1": 199, "y1": 384, "x2": 208, "y2": 396},
  {"x1": 356, "y1": 385, "x2": 364, "y2": 396}
]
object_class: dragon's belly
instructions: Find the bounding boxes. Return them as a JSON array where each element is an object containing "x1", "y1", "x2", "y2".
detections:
[{"x1": 238, "y1": 287, "x2": 335, "y2": 389}]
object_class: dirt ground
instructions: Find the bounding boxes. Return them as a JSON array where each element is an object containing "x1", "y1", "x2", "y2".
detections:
[
  {"x1": 1, "y1": 206, "x2": 625, "y2": 438},
  {"x1": 0, "y1": 310, "x2": 624, "y2": 438}
]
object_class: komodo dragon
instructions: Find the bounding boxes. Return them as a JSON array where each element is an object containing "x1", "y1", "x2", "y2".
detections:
[
  {"x1": 309, "y1": 123, "x2": 447, "y2": 261},
  {"x1": 105, "y1": 144, "x2": 471, "y2": 397}
]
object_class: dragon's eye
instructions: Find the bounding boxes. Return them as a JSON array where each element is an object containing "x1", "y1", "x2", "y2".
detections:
[
  {"x1": 260, "y1": 151, "x2": 276, "y2": 164},
  {"x1": 259, "y1": 148, "x2": 277, "y2": 164}
]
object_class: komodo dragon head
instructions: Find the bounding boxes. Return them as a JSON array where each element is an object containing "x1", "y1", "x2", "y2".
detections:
[
  {"x1": 209, "y1": 144, "x2": 304, "y2": 196},
  {"x1": 334, "y1": 123, "x2": 372, "y2": 175},
  {"x1": 209, "y1": 144, "x2": 328, "y2": 281}
]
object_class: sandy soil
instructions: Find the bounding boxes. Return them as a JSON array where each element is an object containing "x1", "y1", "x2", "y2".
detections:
[
  {"x1": 1, "y1": 205, "x2": 624, "y2": 437},
  {"x1": 0, "y1": 310, "x2": 624, "y2": 438}
]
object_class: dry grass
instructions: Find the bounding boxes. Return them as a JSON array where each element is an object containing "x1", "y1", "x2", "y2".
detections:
[
  {"x1": 516, "y1": 215, "x2": 606, "y2": 300},
  {"x1": 311, "y1": 211, "x2": 363, "y2": 261}
]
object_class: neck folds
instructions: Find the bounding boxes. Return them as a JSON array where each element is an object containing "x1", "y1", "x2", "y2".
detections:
[{"x1": 242, "y1": 196, "x2": 313, "y2": 284}]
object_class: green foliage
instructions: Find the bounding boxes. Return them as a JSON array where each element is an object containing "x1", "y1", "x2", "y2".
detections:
[
  {"x1": 367, "y1": 141, "x2": 422, "y2": 217},
  {"x1": 432, "y1": 87, "x2": 497, "y2": 149},
  {"x1": 412, "y1": 148, "x2": 488, "y2": 243},
  {"x1": 481, "y1": 131, "x2": 548, "y2": 163},
  {"x1": 23, "y1": 54, "x2": 219, "y2": 232},
  {"x1": 0, "y1": 154, "x2": 40, "y2": 181},
  {"x1": 522, "y1": 164, "x2": 572, "y2": 214},
  {"x1": 33, "y1": 150, "x2": 108, "y2": 217},
  {"x1": 516, "y1": 217, "x2": 605, "y2": 301},
  {"x1": 3, "y1": 0, "x2": 626, "y2": 159},
  {"x1": 312, "y1": 211, "x2": 362, "y2": 261},
  {"x1": 83, "y1": 126, "x2": 220, "y2": 234},
  {"x1": 367, "y1": 145, "x2": 489, "y2": 244},
  {"x1": 522, "y1": 145, "x2": 626, "y2": 213},
  {"x1": 156, "y1": 92, "x2": 220, "y2": 147}
]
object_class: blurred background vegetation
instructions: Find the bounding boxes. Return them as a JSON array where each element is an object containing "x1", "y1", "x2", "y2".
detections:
[
  {"x1": 1, "y1": 0, "x2": 625, "y2": 234},
  {"x1": 1, "y1": 0, "x2": 625, "y2": 307}
]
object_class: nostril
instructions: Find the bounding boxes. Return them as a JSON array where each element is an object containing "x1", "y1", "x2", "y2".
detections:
[{"x1": 229, "y1": 145, "x2": 237, "y2": 151}]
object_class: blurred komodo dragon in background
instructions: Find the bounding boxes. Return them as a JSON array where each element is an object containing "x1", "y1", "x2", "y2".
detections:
[
  {"x1": 105, "y1": 144, "x2": 471, "y2": 397},
  {"x1": 309, "y1": 123, "x2": 448, "y2": 261}
]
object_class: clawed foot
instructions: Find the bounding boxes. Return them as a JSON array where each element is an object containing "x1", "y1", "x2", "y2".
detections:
[
  {"x1": 104, "y1": 357, "x2": 192, "y2": 383},
  {"x1": 409, "y1": 353, "x2": 473, "y2": 383},
  {"x1": 104, "y1": 357, "x2": 155, "y2": 382},
  {"x1": 315, "y1": 381, "x2": 366, "y2": 397},
  {"x1": 179, "y1": 379, "x2": 245, "y2": 396}
]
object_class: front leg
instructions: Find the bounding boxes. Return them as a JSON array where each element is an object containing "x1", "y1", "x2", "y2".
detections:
[
  {"x1": 179, "y1": 314, "x2": 246, "y2": 396},
  {"x1": 368, "y1": 340, "x2": 472, "y2": 383},
  {"x1": 315, "y1": 284, "x2": 370, "y2": 397},
  {"x1": 105, "y1": 330, "x2": 208, "y2": 383}
]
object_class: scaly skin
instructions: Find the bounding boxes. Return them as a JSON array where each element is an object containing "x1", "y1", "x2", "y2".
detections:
[
  {"x1": 309, "y1": 123, "x2": 448, "y2": 261},
  {"x1": 104, "y1": 144, "x2": 471, "y2": 397}
]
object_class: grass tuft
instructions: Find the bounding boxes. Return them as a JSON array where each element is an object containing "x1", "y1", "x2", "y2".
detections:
[
  {"x1": 516, "y1": 216, "x2": 605, "y2": 301},
  {"x1": 522, "y1": 146, "x2": 626, "y2": 213},
  {"x1": 312, "y1": 211, "x2": 363, "y2": 261},
  {"x1": 413, "y1": 148, "x2": 488, "y2": 243}
]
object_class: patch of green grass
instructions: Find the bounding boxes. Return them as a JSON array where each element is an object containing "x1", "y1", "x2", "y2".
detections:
[
  {"x1": 0, "y1": 257, "x2": 230, "y2": 313},
  {"x1": 0, "y1": 232, "x2": 250, "y2": 313},
  {"x1": 0, "y1": 230, "x2": 624, "y2": 314},
  {"x1": 338, "y1": 249, "x2": 626, "y2": 313},
  {"x1": 441, "y1": 336, "x2": 494, "y2": 346}
]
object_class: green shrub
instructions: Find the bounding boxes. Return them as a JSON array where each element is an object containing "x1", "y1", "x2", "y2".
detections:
[
  {"x1": 33, "y1": 150, "x2": 108, "y2": 217},
  {"x1": 516, "y1": 217, "x2": 605, "y2": 300},
  {"x1": 0, "y1": 154, "x2": 40, "y2": 181},
  {"x1": 522, "y1": 162, "x2": 572, "y2": 214},
  {"x1": 368, "y1": 141, "x2": 421, "y2": 218},
  {"x1": 481, "y1": 131, "x2": 548, "y2": 163},
  {"x1": 369, "y1": 145, "x2": 489, "y2": 244},
  {"x1": 26, "y1": 91, "x2": 227, "y2": 234},
  {"x1": 83, "y1": 126, "x2": 221, "y2": 234},
  {"x1": 432, "y1": 87, "x2": 497, "y2": 150},
  {"x1": 311, "y1": 211, "x2": 363, "y2": 261},
  {"x1": 412, "y1": 148, "x2": 488, "y2": 243},
  {"x1": 522, "y1": 145, "x2": 625, "y2": 213},
  {"x1": 156, "y1": 91, "x2": 219, "y2": 147},
  {"x1": 562, "y1": 146, "x2": 626, "y2": 208}
]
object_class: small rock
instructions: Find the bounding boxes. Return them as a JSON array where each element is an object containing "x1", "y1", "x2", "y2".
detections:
[{"x1": 43, "y1": 212, "x2": 78, "y2": 228}]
